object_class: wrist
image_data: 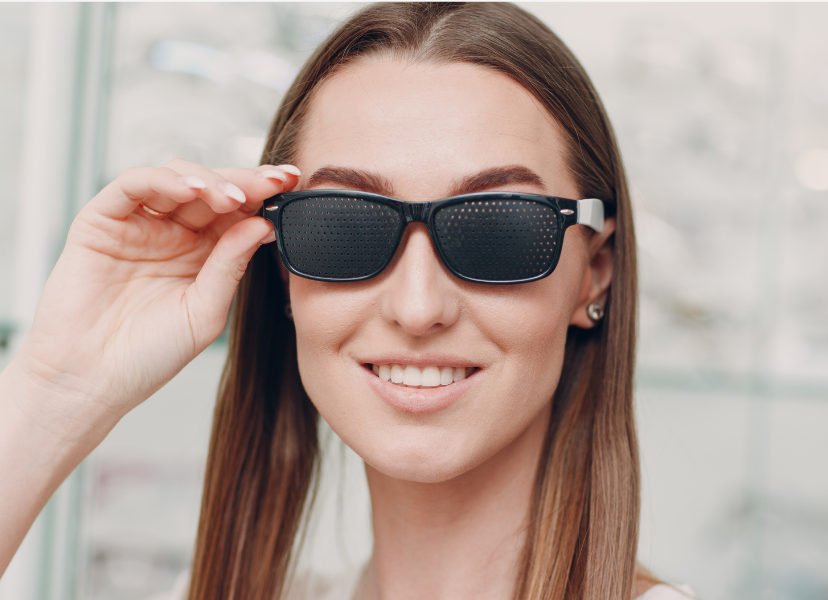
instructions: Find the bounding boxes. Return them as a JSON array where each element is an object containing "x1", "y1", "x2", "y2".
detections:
[
  {"x1": 0, "y1": 356, "x2": 118, "y2": 575},
  {"x1": 0, "y1": 354, "x2": 120, "y2": 457}
]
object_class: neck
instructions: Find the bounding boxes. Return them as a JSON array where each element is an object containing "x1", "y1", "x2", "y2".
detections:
[{"x1": 360, "y1": 404, "x2": 550, "y2": 600}]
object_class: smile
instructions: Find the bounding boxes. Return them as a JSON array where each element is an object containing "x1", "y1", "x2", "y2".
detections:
[{"x1": 370, "y1": 364, "x2": 475, "y2": 388}]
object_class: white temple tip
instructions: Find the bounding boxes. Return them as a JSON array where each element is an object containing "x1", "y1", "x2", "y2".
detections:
[{"x1": 576, "y1": 198, "x2": 605, "y2": 233}]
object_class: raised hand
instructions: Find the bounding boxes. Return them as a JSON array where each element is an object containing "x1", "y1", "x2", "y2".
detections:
[
  {"x1": 15, "y1": 159, "x2": 298, "y2": 422},
  {"x1": 0, "y1": 160, "x2": 299, "y2": 574}
]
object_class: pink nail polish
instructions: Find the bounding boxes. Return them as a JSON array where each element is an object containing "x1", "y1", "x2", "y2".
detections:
[
  {"x1": 276, "y1": 164, "x2": 301, "y2": 177},
  {"x1": 217, "y1": 182, "x2": 246, "y2": 203},
  {"x1": 178, "y1": 176, "x2": 207, "y2": 189},
  {"x1": 259, "y1": 169, "x2": 288, "y2": 182}
]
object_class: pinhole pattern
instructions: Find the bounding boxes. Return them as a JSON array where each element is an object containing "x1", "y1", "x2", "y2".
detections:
[
  {"x1": 281, "y1": 197, "x2": 402, "y2": 278},
  {"x1": 434, "y1": 199, "x2": 559, "y2": 281}
]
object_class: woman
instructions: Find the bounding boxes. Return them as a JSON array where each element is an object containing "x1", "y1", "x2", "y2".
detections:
[{"x1": 0, "y1": 3, "x2": 694, "y2": 599}]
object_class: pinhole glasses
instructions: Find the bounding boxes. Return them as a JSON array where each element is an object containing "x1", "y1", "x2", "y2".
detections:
[{"x1": 263, "y1": 190, "x2": 605, "y2": 285}]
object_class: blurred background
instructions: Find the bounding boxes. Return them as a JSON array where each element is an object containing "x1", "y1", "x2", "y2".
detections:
[{"x1": 1, "y1": 3, "x2": 827, "y2": 600}]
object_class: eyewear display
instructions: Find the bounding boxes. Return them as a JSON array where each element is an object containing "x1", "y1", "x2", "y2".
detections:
[{"x1": 263, "y1": 190, "x2": 605, "y2": 285}]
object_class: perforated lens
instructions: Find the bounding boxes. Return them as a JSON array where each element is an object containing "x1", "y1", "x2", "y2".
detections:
[
  {"x1": 433, "y1": 199, "x2": 560, "y2": 282},
  {"x1": 280, "y1": 196, "x2": 402, "y2": 279}
]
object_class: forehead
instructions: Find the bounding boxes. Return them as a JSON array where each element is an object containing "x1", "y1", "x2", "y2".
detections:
[{"x1": 297, "y1": 58, "x2": 573, "y2": 198}]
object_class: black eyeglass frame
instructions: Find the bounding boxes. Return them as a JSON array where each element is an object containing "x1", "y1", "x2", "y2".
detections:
[{"x1": 262, "y1": 190, "x2": 606, "y2": 285}]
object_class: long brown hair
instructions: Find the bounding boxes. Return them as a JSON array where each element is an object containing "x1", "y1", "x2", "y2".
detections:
[{"x1": 188, "y1": 3, "x2": 639, "y2": 599}]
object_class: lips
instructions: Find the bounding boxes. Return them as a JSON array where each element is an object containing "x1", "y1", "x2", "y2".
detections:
[{"x1": 360, "y1": 357, "x2": 481, "y2": 414}]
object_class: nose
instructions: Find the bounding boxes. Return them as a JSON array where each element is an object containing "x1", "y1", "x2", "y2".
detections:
[{"x1": 380, "y1": 223, "x2": 460, "y2": 336}]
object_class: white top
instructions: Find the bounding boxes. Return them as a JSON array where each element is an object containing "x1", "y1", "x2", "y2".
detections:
[{"x1": 151, "y1": 570, "x2": 695, "y2": 600}]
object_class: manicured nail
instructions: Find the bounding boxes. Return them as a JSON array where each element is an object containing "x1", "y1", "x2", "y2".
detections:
[
  {"x1": 259, "y1": 169, "x2": 288, "y2": 182},
  {"x1": 217, "y1": 182, "x2": 246, "y2": 203},
  {"x1": 178, "y1": 176, "x2": 207, "y2": 189},
  {"x1": 261, "y1": 227, "x2": 276, "y2": 244},
  {"x1": 276, "y1": 164, "x2": 301, "y2": 177}
]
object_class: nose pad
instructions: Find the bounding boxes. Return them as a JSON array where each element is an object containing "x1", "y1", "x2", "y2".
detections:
[{"x1": 380, "y1": 222, "x2": 460, "y2": 336}]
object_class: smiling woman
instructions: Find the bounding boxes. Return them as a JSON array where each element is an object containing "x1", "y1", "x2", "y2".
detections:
[
  {"x1": 191, "y1": 4, "x2": 646, "y2": 600},
  {"x1": 0, "y1": 3, "x2": 695, "y2": 600}
]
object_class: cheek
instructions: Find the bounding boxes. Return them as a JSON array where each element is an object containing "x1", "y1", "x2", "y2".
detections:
[
  {"x1": 485, "y1": 233, "x2": 585, "y2": 367},
  {"x1": 475, "y1": 279, "x2": 575, "y2": 411},
  {"x1": 290, "y1": 277, "x2": 371, "y2": 399},
  {"x1": 467, "y1": 245, "x2": 587, "y2": 428}
]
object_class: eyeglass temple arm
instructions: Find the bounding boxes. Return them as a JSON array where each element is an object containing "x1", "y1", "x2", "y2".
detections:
[{"x1": 576, "y1": 198, "x2": 605, "y2": 233}]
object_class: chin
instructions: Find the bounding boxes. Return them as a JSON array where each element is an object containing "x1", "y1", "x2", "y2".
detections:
[
  {"x1": 366, "y1": 455, "x2": 468, "y2": 484},
  {"x1": 349, "y1": 423, "x2": 496, "y2": 484}
]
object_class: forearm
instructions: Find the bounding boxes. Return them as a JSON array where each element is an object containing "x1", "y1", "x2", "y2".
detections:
[{"x1": 0, "y1": 358, "x2": 117, "y2": 575}]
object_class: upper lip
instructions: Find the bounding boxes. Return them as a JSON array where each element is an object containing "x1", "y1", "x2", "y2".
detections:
[{"x1": 357, "y1": 352, "x2": 482, "y2": 369}]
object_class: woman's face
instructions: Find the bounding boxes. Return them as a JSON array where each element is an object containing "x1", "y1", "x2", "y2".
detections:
[{"x1": 289, "y1": 58, "x2": 611, "y2": 483}]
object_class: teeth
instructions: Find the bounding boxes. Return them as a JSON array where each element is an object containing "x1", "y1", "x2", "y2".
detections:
[
  {"x1": 403, "y1": 365, "x2": 422, "y2": 386},
  {"x1": 422, "y1": 366, "x2": 441, "y2": 387},
  {"x1": 379, "y1": 364, "x2": 391, "y2": 381},
  {"x1": 371, "y1": 363, "x2": 472, "y2": 387},
  {"x1": 390, "y1": 364, "x2": 404, "y2": 384}
]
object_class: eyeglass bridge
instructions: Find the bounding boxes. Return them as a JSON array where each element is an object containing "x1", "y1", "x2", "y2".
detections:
[{"x1": 401, "y1": 202, "x2": 430, "y2": 223}]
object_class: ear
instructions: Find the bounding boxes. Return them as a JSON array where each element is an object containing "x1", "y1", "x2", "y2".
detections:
[{"x1": 569, "y1": 216, "x2": 616, "y2": 329}]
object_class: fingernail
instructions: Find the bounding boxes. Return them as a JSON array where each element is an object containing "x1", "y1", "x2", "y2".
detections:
[
  {"x1": 178, "y1": 176, "x2": 207, "y2": 189},
  {"x1": 217, "y1": 182, "x2": 246, "y2": 203},
  {"x1": 259, "y1": 169, "x2": 288, "y2": 182},
  {"x1": 276, "y1": 164, "x2": 301, "y2": 177},
  {"x1": 261, "y1": 228, "x2": 277, "y2": 244}
]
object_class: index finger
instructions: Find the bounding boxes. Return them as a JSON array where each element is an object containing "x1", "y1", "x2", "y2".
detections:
[{"x1": 209, "y1": 164, "x2": 302, "y2": 208}]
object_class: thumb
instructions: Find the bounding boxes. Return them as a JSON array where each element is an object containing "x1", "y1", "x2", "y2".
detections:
[{"x1": 185, "y1": 216, "x2": 275, "y2": 349}]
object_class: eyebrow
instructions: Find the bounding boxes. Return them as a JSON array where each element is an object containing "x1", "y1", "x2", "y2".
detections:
[
  {"x1": 305, "y1": 166, "x2": 396, "y2": 196},
  {"x1": 304, "y1": 164, "x2": 546, "y2": 198},
  {"x1": 448, "y1": 165, "x2": 546, "y2": 196}
]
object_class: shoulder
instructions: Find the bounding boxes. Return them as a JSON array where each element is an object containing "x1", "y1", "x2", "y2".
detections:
[{"x1": 635, "y1": 584, "x2": 697, "y2": 600}]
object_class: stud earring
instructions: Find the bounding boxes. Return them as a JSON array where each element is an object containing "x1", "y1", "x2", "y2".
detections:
[
  {"x1": 587, "y1": 302, "x2": 604, "y2": 322},
  {"x1": 284, "y1": 302, "x2": 293, "y2": 320}
]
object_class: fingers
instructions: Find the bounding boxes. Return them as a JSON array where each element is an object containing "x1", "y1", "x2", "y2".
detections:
[
  {"x1": 171, "y1": 164, "x2": 299, "y2": 232},
  {"x1": 220, "y1": 163, "x2": 301, "y2": 204},
  {"x1": 88, "y1": 164, "x2": 241, "y2": 221},
  {"x1": 143, "y1": 160, "x2": 249, "y2": 217},
  {"x1": 183, "y1": 216, "x2": 276, "y2": 348},
  {"x1": 89, "y1": 167, "x2": 207, "y2": 220},
  {"x1": 85, "y1": 160, "x2": 300, "y2": 223}
]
